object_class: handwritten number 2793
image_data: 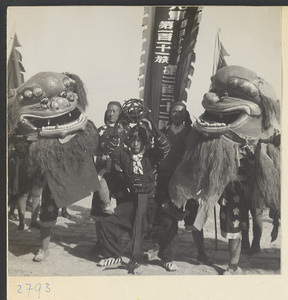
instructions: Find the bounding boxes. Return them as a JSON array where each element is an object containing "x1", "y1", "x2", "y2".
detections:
[{"x1": 17, "y1": 283, "x2": 50, "y2": 298}]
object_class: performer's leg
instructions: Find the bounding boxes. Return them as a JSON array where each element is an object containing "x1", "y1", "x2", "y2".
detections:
[
  {"x1": 128, "y1": 195, "x2": 148, "y2": 272},
  {"x1": 17, "y1": 192, "x2": 29, "y2": 230},
  {"x1": 157, "y1": 213, "x2": 178, "y2": 268},
  {"x1": 141, "y1": 197, "x2": 160, "y2": 261},
  {"x1": 40, "y1": 226, "x2": 51, "y2": 252},
  {"x1": 95, "y1": 220, "x2": 103, "y2": 244},
  {"x1": 90, "y1": 192, "x2": 105, "y2": 254},
  {"x1": 8, "y1": 179, "x2": 16, "y2": 220},
  {"x1": 30, "y1": 185, "x2": 42, "y2": 227},
  {"x1": 228, "y1": 238, "x2": 241, "y2": 267},
  {"x1": 99, "y1": 202, "x2": 134, "y2": 262},
  {"x1": 100, "y1": 216, "x2": 123, "y2": 258},
  {"x1": 270, "y1": 208, "x2": 280, "y2": 242},
  {"x1": 34, "y1": 226, "x2": 53, "y2": 262},
  {"x1": 34, "y1": 184, "x2": 59, "y2": 262},
  {"x1": 9, "y1": 204, "x2": 17, "y2": 220},
  {"x1": 61, "y1": 207, "x2": 71, "y2": 219},
  {"x1": 249, "y1": 207, "x2": 263, "y2": 254},
  {"x1": 8, "y1": 196, "x2": 18, "y2": 221},
  {"x1": 153, "y1": 178, "x2": 179, "y2": 271},
  {"x1": 110, "y1": 171, "x2": 126, "y2": 207},
  {"x1": 90, "y1": 219, "x2": 103, "y2": 255},
  {"x1": 192, "y1": 229, "x2": 209, "y2": 263},
  {"x1": 219, "y1": 182, "x2": 243, "y2": 275},
  {"x1": 185, "y1": 198, "x2": 209, "y2": 263},
  {"x1": 223, "y1": 237, "x2": 242, "y2": 275},
  {"x1": 98, "y1": 177, "x2": 114, "y2": 214}
]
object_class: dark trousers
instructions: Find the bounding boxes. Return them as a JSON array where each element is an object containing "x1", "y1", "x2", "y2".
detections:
[
  {"x1": 241, "y1": 204, "x2": 263, "y2": 248},
  {"x1": 39, "y1": 184, "x2": 59, "y2": 227},
  {"x1": 156, "y1": 212, "x2": 178, "y2": 262},
  {"x1": 91, "y1": 171, "x2": 128, "y2": 217},
  {"x1": 100, "y1": 194, "x2": 148, "y2": 259},
  {"x1": 153, "y1": 175, "x2": 178, "y2": 262}
]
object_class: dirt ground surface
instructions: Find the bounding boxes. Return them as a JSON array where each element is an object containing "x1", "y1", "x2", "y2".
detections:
[{"x1": 8, "y1": 195, "x2": 281, "y2": 277}]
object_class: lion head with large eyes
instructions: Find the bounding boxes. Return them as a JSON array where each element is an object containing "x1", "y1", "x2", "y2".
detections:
[
  {"x1": 8, "y1": 71, "x2": 98, "y2": 179},
  {"x1": 8, "y1": 72, "x2": 99, "y2": 208},
  {"x1": 194, "y1": 65, "x2": 280, "y2": 140},
  {"x1": 8, "y1": 72, "x2": 89, "y2": 141}
]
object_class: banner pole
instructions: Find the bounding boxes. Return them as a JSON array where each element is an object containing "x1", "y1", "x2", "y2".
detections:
[{"x1": 214, "y1": 206, "x2": 218, "y2": 252}]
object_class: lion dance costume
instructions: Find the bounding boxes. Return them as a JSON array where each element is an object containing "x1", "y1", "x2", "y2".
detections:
[
  {"x1": 8, "y1": 72, "x2": 100, "y2": 262},
  {"x1": 169, "y1": 66, "x2": 280, "y2": 273}
]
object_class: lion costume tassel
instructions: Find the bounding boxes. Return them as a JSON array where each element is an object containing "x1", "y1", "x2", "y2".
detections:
[{"x1": 8, "y1": 72, "x2": 100, "y2": 261}]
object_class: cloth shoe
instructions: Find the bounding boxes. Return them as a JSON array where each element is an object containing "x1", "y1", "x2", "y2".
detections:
[
  {"x1": 223, "y1": 267, "x2": 243, "y2": 275},
  {"x1": 249, "y1": 239, "x2": 260, "y2": 254},
  {"x1": 97, "y1": 257, "x2": 122, "y2": 267},
  {"x1": 17, "y1": 223, "x2": 25, "y2": 230},
  {"x1": 127, "y1": 258, "x2": 142, "y2": 274},
  {"x1": 33, "y1": 249, "x2": 50, "y2": 262},
  {"x1": 61, "y1": 208, "x2": 71, "y2": 219},
  {"x1": 162, "y1": 261, "x2": 178, "y2": 272},
  {"x1": 9, "y1": 213, "x2": 18, "y2": 221}
]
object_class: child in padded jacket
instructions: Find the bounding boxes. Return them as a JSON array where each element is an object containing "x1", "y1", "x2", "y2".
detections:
[{"x1": 98, "y1": 115, "x2": 170, "y2": 273}]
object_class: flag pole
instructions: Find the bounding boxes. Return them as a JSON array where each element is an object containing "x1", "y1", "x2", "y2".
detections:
[
  {"x1": 214, "y1": 206, "x2": 218, "y2": 252},
  {"x1": 212, "y1": 27, "x2": 220, "y2": 252}
]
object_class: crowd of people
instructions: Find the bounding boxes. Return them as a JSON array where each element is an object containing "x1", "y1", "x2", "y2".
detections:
[
  {"x1": 8, "y1": 97, "x2": 269, "y2": 275},
  {"x1": 87, "y1": 100, "x2": 214, "y2": 273}
]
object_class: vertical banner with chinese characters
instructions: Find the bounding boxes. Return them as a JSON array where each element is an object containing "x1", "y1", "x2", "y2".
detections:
[{"x1": 140, "y1": 6, "x2": 202, "y2": 129}]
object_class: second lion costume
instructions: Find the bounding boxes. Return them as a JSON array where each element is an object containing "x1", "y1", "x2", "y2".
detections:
[{"x1": 169, "y1": 65, "x2": 280, "y2": 274}]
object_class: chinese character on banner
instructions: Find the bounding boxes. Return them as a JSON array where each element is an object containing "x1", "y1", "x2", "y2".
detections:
[
  {"x1": 168, "y1": 6, "x2": 187, "y2": 21},
  {"x1": 140, "y1": 6, "x2": 202, "y2": 129},
  {"x1": 163, "y1": 64, "x2": 177, "y2": 76}
]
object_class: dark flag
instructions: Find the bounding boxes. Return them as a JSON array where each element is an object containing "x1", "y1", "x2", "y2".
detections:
[
  {"x1": 212, "y1": 28, "x2": 230, "y2": 75},
  {"x1": 139, "y1": 6, "x2": 202, "y2": 129},
  {"x1": 8, "y1": 32, "x2": 25, "y2": 93},
  {"x1": 7, "y1": 31, "x2": 25, "y2": 133}
]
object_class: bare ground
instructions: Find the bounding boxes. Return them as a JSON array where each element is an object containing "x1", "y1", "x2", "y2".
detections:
[{"x1": 8, "y1": 195, "x2": 281, "y2": 276}]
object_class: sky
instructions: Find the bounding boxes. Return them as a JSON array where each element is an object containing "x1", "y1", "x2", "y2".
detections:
[{"x1": 7, "y1": 6, "x2": 281, "y2": 127}]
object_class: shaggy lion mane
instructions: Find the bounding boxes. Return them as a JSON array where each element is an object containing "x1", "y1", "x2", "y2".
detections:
[
  {"x1": 28, "y1": 120, "x2": 98, "y2": 180},
  {"x1": 177, "y1": 129, "x2": 239, "y2": 199}
]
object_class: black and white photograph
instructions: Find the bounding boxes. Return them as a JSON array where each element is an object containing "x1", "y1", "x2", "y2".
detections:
[{"x1": 6, "y1": 4, "x2": 287, "y2": 300}]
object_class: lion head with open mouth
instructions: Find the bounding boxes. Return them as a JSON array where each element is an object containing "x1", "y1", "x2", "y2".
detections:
[
  {"x1": 9, "y1": 72, "x2": 89, "y2": 141},
  {"x1": 194, "y1": 65, "x2": 280, "y2": 140}
]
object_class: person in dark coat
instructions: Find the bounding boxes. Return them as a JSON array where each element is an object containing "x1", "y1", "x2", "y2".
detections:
[
  {"x1": 98, "y1": 114, "x2": 170, "y2": 273},
  {"x1": 154, "y1": 102, "x2": 209, "y2": 271},
  {"x1": 90, "y1": 101, "x2": 128, "y2": 254}
]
